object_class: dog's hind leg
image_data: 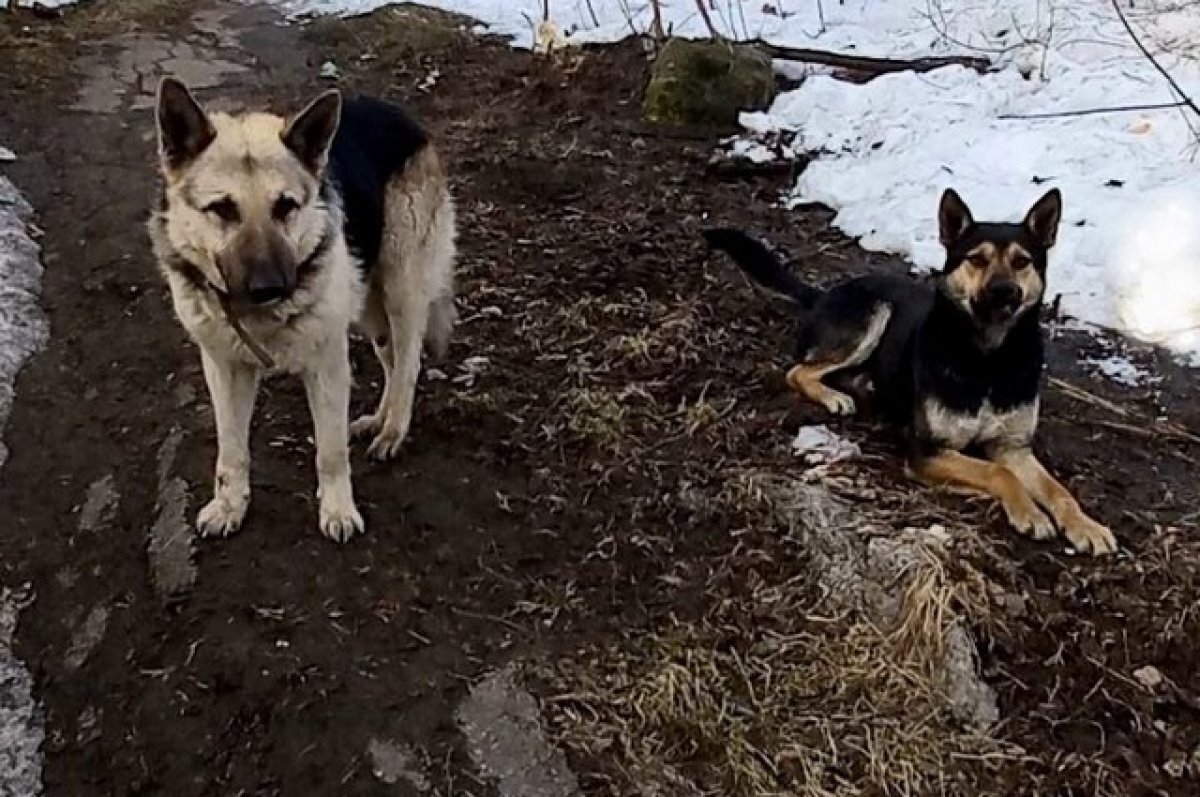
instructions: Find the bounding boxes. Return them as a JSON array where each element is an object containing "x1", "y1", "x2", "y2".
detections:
[
  {"x1": 196, "y1": 349, "x2": 260, "y2": 537},
  {"x1": 365, "y1": 149, "x2": 456, "y2": 461},
  {"x1": 786, "y1": 303, "x2": 891, "y2": 416},
  {"x1": 350, "y1": 285, "x2": 394, "y2": 441},
  {"x1": 424, "y1": 290, "x2": 456, "y2": 361}
]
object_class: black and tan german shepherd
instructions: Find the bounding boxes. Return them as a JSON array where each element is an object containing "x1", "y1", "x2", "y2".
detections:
[{"x1": 703, "y1": 189, "x2": 1117, "y2": 555}]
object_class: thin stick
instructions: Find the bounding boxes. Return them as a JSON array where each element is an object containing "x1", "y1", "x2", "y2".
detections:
[
  {"x1": 1110, "y1": 0, "x2": 1200, "y2": 118},
  {"x1": 999, "y1": 101, "x2": 1186, "y2": 120},
  {"x1": 695, "y1": 0, "x2": 723, "y2": 40},
  {"x1": 582, "y1": 0, "x2": 600, "y2": 27},
  {"x1": 1049, "y1": 376, "x2": 1200, "y2": 447},
  {"x1": 650, "y1": 0, "x2": 665, "y2": 41}
]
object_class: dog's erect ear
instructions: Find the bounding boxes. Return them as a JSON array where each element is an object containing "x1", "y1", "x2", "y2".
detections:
[
  {"x1": 282, "y1": 90, "x2": 343, "y2": 173},
  {"x1": 1023, "y1": 188, "x2": 1062, "y2": 249},
  {"x1": 156, "y1": 78, "x2": 215, "y2": 172},
  {"x1": 938, "y1": 188, "x2": 975, "y2": 249}
]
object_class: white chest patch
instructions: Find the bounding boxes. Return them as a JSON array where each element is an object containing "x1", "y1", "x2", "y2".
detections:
[{"x1": 922, "y1": 397, "x2": 1039, "y2": 451}]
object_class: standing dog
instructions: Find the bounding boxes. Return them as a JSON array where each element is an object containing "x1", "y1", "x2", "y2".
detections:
[
  {"x1": 148, "y1": 78, "x2": 456, "y2": 541},
  {"x1": 704, "y1": 189, "x2": 1117, "y2": 555}
]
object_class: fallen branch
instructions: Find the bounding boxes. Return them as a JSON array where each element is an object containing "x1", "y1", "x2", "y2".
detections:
[
  {"x1": 749, "y1": 39, "x2": 991, "y2": 75},
  {"x1": 1048, "y1": 376, "x2": 1200, "y2": 447},
  {"x1": 998, "y1": 101, "x2": 1186, "y2": 120}
]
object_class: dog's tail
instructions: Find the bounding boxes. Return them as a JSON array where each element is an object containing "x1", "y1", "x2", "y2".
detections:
[{"x1": 702, "y1": 228, "x2": 822, "y2": 308}]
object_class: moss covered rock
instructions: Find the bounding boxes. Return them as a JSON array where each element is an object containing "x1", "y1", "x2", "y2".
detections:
[{"x1": 642, "y1": 39, "x2": 774, "y2": 127}]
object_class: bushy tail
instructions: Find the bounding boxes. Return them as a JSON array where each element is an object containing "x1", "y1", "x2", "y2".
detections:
[{"x1": 702, "y1": 228, "x2": 822, "y2": 308}]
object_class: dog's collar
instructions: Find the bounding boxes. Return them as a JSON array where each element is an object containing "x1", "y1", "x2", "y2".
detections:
[{"x1": 164, "y1": 229, "x2": 333, "y2": 370}]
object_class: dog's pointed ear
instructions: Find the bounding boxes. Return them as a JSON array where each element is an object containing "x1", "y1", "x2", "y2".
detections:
[
  {"x1": 282, "y1": 90, "x2": 342, "y2": 173},
  {"x1": 1023, "y1": 188, "x2": 1062, "y2": 249},
  {"x1": 938, "y1": 188, "x2": 975, "y2": 249},
  {"x1": 156, "y1": 77, "x2": 215, "y2": 172}
]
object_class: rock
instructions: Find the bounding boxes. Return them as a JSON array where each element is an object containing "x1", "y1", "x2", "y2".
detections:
[{"x1": 642, "y1": 39, "x2": 773, "y2": 127}]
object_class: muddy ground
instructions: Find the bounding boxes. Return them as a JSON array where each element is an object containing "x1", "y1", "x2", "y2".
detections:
[{"x1": 1, "y1": 1, "x2": 1198, "y2": 795}]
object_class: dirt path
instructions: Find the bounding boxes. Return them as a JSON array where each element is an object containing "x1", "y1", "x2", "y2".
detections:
[
  {"x1": 1, "y1": 2, "x2": 1199, "y2": 795},
  {"x1": 0, "y1": 4, "x2": 555, "y2": 794}
]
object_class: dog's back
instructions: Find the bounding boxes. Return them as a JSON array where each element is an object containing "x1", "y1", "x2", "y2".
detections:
[{"x1": 328, "y1": 95, "x2": 431, "y2": 271}]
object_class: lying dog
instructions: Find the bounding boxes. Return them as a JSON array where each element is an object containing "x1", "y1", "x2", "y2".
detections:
[
  {"x1": 704, "y1": 189, "x2": 1117, "y2": 555},
  {"x1": 148, "y1": 78, "x2": 456, "y2": 541}
]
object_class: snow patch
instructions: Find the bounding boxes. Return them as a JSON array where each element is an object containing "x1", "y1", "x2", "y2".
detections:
[
  {"x1": 0, "y1": 586, "x2": 43, "y2": 796},
  {"x1": 274, "y1": 0, "x2": 964, "y2": 52},
  {"x1": 1082, "y1": 354, "x2": 1159, "y2": 388},
  {"x1": 739, "y1": 0, "x2": 1200, "y2": 364},
  {"x1": 0, "y1": 177, "x2": 49, "y2": 471}
]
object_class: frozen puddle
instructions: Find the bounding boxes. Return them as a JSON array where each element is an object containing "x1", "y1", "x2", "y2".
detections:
[{"x1": 0, "y1": 160, "x2": 48, "y2": 792}]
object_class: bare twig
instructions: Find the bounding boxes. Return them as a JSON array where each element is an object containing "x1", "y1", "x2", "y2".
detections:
[
  {"x1": 695, "y1": 0, "x2": 723, "y2": 40},
  {"x1": 1110, "y1": 0, "x2": 1200, "y2": 118},
  {"x1": 998, "y1": 101, "x2": 1187, "y2": 120},
  {"x1": 542, "y1": 0, "x2": 549, "y2": 23},
  {"x1": 649, "y1": 0, "x2": 665, "y2": 41},
  {"x1": 582, "y1": 0, "x2": 600, "y2": 28},
  {"x1": 1109, "y1": 0, "x2": 1200, "y2": 147}
]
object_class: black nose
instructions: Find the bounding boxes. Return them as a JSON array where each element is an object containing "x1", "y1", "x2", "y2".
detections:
[
  {"x1": 248, "y1": 285, "x2": 288, "y2": 304},
  {"x1": 246, "y1": 266, "x2": 290, "y2": 305},
  {"x1": 984, "y1": 281, "x2": 1021, "y2": 306}
]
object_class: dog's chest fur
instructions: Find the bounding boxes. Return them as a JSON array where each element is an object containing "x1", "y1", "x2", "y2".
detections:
[
  {"x1": 920, "y1": 396, "x2": 1038, "y2": 450},
  {"x1": 912, "y1": 295, "x2": 1044, "y2": 451}
]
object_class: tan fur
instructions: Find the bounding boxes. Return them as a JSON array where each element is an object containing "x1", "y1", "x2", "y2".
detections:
[
  {"x1": 921, "y1": 396, "x2": 1039, "y2": 452},
  {"x1": 943, "y1": 241, "x2": 1045, "y2": 312},
  {"x1": 913, "y1": 450, "x2": 1057, "y2": 541},
  {"x1": 149, "y1": 79, "x2": 456, "y2": 541},
  {"x1": 785, "y1": 304, "x2": 891, "y2": 416},
  {"x1": 348, "y1": 145, "x2": 457, "y2": 460},
  {"x1": 992, "y1": 448, "x2": 1116, "y2": 554}
]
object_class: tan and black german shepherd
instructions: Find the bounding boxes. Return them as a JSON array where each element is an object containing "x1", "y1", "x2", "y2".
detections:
[
  {"x1": 148, "y1": 78, "x2": 456, "y2": 542},
  {"x1": 704, "y1": 189, "x2": 1117, "y2": 555}
]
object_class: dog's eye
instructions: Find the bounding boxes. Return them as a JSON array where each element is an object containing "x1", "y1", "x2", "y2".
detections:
[
  {"x1": 967, "y1": 254, "x2": 989, "y2": 269},
  {"x1": 1011, "y1": 254, "x2": 1032, "y2": 269},
  {"x1": 273, "y1": 195, "x2": 301, "y2": 221},
  {"x1": 203, "y1": 198, "x2": 240, "y2": 224}
]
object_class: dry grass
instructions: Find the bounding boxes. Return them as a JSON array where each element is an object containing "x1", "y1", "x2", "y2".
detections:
[{"x1": 544, "y1": 537, "x2": 1026, "y2": 797}]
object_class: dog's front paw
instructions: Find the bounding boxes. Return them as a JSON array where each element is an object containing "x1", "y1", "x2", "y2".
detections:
[
  {"x1": 197, "y1": 495, "x2": 248, "y2": 537},
  {"x1": 319, "y1": 493, "x2": 364, "y2": 543},
  {"x1": 1063, "y1": 513, "x2": 1118, "y2": 556},
  {"x1": 1003, "y1": 499, "x2": 1056, "y2": 541}
]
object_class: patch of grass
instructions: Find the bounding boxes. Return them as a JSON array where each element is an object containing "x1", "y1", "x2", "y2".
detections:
[
  {"x1": 566, "y1": 387, "x2": 630, "y2": 452},
  {"x1": 544, "y1": 554, "x2": 1024, "y2": 797}
]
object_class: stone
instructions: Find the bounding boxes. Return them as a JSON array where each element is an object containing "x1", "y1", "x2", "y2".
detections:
[{"x1": 642, "y1": 39, "x2": 773, "y2": 127}]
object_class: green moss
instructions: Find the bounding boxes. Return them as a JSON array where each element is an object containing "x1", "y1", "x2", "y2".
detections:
[{"x1": 642, "y1": 39, "x2": 773, "y2": 127}]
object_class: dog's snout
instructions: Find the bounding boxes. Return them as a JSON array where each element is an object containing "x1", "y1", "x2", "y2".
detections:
[
  {"x1": 246, "y1": 262, "x2": 291, "y2": 305},
  {"x1": 984, "y1": 280, "x2": 1021, "y2": 306}
]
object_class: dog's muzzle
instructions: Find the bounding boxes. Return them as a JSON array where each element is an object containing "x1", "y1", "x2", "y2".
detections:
[{"x1": 972, "y1": 281, "x2": 1022, "y2": 324}]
